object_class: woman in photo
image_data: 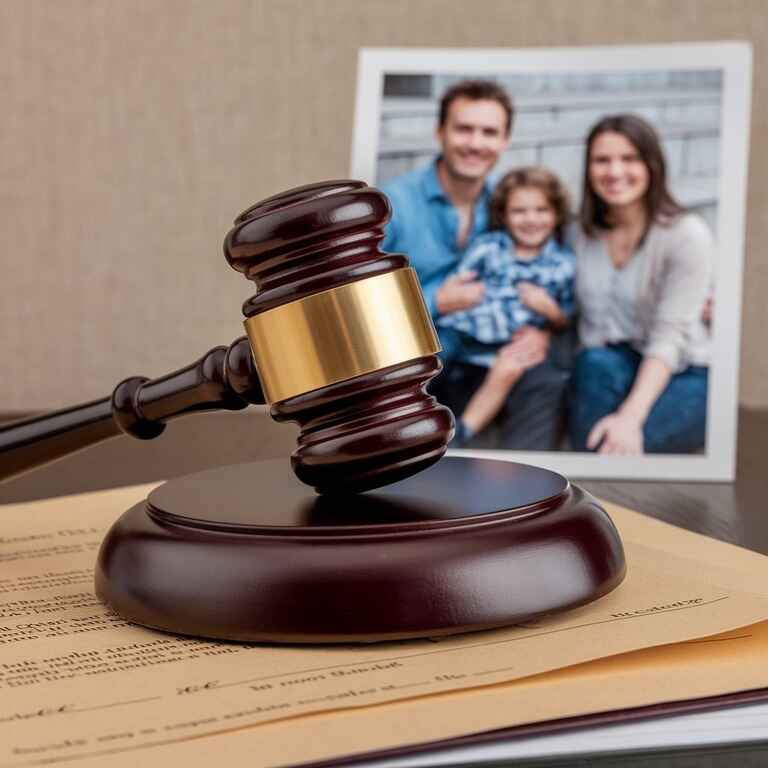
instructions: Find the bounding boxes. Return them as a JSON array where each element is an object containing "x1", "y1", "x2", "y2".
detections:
[{"x1": 569, "y1": 114, "x2": 713, "y2": 454}]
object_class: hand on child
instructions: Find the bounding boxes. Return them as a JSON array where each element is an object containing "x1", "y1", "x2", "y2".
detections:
[
  {"x1": 508, "y1": 325, "x2": 551, "y2": 361},
  {"x1": 487, "y1": 347, "x2": 527, "y2": 389},
  {"x1": 460, "y1": 327, "x2": 549, "y2": 439},
  {"x1": 436, "y1": 272, "x2": 485, "y2": 315},
  {"x1": 489, "y1": 331, "x2": 547, "y2": 389},
  {"x1": 587, "y1": 412, "x2": 644, "y2": 455},
  {"x1": 517, "y1": 281, "x2": 559, "y2": 318}
]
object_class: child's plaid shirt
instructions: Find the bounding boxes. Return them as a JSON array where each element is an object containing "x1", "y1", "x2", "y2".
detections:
[{"x1": 437, "y1": 231, "x2": 576, "y2": 344}]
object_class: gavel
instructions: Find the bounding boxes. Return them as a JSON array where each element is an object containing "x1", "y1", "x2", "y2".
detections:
[
  {"x1": 0, "y1": 180, "x2": 454, "y2": 494},
  {"x1": 0, "y1": 180, "x2": 627, "y2": 644}
]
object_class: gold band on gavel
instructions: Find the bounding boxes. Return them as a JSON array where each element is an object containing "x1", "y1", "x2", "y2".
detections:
[{"x1": 244, "y1": 268, "x2": 441, "y2": 403}]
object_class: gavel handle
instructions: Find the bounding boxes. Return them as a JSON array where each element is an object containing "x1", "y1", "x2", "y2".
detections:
[{"x1": 0, "y1": 336, "x2": 265, "y2": 483}]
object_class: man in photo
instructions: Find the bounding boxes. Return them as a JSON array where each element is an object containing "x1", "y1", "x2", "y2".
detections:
[{"x1": 381, "y1": 80, "x2": 569, "y2": 450}]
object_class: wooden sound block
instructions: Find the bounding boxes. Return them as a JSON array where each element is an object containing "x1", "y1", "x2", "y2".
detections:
[{"x1": 95, "y1": 457, "x2": 626, "y2": 643}]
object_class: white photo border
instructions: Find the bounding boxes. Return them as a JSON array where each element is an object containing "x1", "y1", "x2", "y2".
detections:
[{"x1": 351, "y1": 42, "x2": 752, "y2": 481}]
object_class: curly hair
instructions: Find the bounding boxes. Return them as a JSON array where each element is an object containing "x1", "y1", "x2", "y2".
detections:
[{"x1": 489, "y1": 167, "x2": 572, "y2": 245}]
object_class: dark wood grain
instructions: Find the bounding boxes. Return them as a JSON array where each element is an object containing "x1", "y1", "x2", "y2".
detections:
[
  {"x1": 272, "y1": 356, "x2": 452, "y2": 493},
  {"x1": 0, "y1": 410, "x2": 298, "y2": 504},
  {"x1": 95, "y1": 457, "x2": 626, "y2": 642},
  {"x1": 225, "y1": 180, "x2": 454, "y2": 493},
  {"x1": 0, "y1": 337, "x2": 264, "y2": 483},
  {"x1": 0, "y1": 180, "x2": 454, "y2": 494},
  {"x1": 225, "y1": 180, "x2": 407, "y2": 314},
  {"x1": 0, "y1": 398, "x2": 120, "y2": 483}
]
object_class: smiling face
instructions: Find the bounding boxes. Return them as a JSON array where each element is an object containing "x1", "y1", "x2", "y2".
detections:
[
  {"x1": 436, "y1": 97, "x2": 510, "y2": 182},
  {"x1": 588, "y1": 131, "x2": 651, "y2": 210},
  {"x1": 504, "y1": 186, "x2": 557, "y2": 253}
]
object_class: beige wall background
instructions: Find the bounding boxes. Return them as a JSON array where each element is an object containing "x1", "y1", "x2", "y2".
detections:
[{"x1": 1, "y1": 0, "x2": 766, "y2": 411}]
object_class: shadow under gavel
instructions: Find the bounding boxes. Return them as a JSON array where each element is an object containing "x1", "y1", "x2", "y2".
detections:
[{"x1": 1, "y1": 180, "x2": 454, "y2": 494}]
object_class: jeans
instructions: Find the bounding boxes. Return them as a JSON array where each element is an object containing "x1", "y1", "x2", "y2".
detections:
[
  {"x1": 568, "y1": 344, "x2": 709, "y2": 454},
  {"x1": 430, "y1": 349, "x2": 569, "y2": 453}
]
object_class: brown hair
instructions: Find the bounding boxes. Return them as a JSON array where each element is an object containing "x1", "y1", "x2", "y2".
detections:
[
  {"x1": 489, "y1": 167, "x2": 572, "y2": 245},
  {"x1": 580, "y1": 114, "x2": 686, "y2": 238},
  {"x1": 438, "y1": 80, "x2": 514, "y2": 136}
]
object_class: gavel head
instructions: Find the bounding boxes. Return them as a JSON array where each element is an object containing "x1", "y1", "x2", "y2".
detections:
[{"x1": 224, "y1": 180, "x2": 455, "y2": 495}]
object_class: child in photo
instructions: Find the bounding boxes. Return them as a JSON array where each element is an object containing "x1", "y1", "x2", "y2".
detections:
[{"x1": 437, "y1": 166, "x2": 575, "y2": 445}]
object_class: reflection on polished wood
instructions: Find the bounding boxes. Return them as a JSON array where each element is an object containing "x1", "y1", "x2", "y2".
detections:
[{"x1": 2, "y1": 408, "x2": 767, "y2": 557}]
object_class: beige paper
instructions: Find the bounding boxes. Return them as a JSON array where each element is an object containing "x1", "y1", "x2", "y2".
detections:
[
  {"x1": 1, "y1": 486, "x2": 767, "y2": 767},
  {"x1": 88, "y1": 622, "x2": 768, "y2": 768},
  {"x1": 93, "y1": 620, "x2": 768, "y2": 768}
]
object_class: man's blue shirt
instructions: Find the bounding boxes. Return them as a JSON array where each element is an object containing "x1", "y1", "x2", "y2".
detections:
[{"x1": 380, "y1": 160, "x2": 493, "y2": 318}]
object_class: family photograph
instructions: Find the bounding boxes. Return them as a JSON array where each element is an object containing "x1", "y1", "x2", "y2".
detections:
[{"x1": 376, "y1": 71, "x2": 720, "y2": 456}]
